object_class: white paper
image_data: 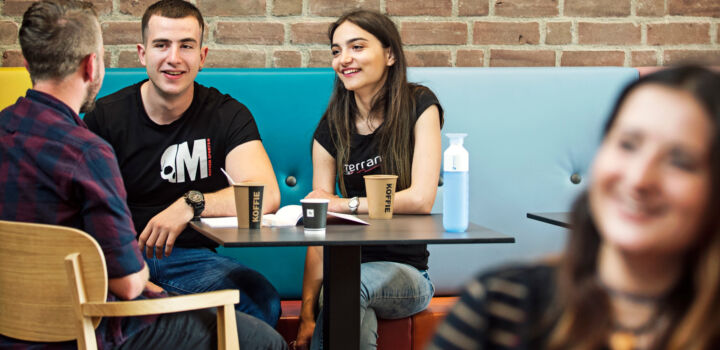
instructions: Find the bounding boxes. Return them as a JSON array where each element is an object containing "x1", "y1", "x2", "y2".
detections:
[
  {"x1": 327, "y1": 211, "x2": 369, "y2": 225},
  {"x1": 200, "y1": 217, "x2": 238, "y2": 228}
]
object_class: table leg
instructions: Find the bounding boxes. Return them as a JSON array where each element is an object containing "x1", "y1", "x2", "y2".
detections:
[{"x1": 323, "y1": 245, "x2": 361, "y2": 350}]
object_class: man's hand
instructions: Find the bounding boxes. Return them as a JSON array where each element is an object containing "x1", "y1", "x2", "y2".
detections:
[
  {"x1": 145, "y1": 280, "x2": 165, "y2": 293},
  {"x1": 137, "y1": 198, "x2": 193, "y2": 259}
]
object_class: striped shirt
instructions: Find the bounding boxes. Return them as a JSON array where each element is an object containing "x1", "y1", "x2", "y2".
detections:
[
  {"x1": 0, "y1": 90, "x2": 164, "y2": 349},
  {"x1": 429, "y1": 264, "x2": 557, "y2": 350}
]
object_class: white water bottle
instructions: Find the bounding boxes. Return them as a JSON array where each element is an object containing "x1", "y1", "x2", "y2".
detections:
[{"x1": 443, "y1": 133, "x2": 469, "y2": 232}]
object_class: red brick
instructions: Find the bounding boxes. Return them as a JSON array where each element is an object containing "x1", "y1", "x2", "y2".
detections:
[
  {"x1": 565, "y1": 0, "x2": 630, "y2": 17},
  {"x1": 1, "y1": 50, "x2": 24, "y2": 67},
  {"x1": 118, "y1": 50, "x2": 143, "y2": 68},
  {"x1": 102, "y1": 22, "x2": 141, "y2": 45},
  {"x1": 631, "y1": 50, "x2": 658, "y2": 66},
  {"x1": 546, "y1": 22, "x2": 572, "y2": 45},
  {"x1": 3, "y1": 1, "x2": 37, "y2": 16},
  {"x1": 664, "y1": 50, "x2": 720, "y2": 65},
  {"x1": 272, "y1": 50, "x2": 302, "y2": 68},
  {"x1": 388, "y1": 0, "x2": 452, "y2": 16},
  {"x1": 103, "y1": 50, "x2": 111, "y2": 68},
  {"x1": 473, "y1": 22, "x2": 539, "y2": 45},
  {"x1": 490, "y1": 49, "x2": 555, "y2": 67},
  {"x1": 647, "y1": 23, "x2": 710, "y2": 45},
  {"x1": 118, "y1": 0, "x2": 157, "y2": 17},
  {"x1": 273, "y1": 0, "x2": 302, "y2": 16},
  {"x1": 93, "y1": 0, "x2": 113, "y2": 15},
  {"x1": 561, "y1": 50, "x2": 625, "y2": 66},
  {"x1": 578, "y1": 22, "x2": 640, "y2": 45},
  {"x1": 668, "y1": 0, "x2": 720, "y2": 17},
  {"x1": 637, "y1": 0, "x2": 664, "y2": 16},
  {"x1": 197, "y1": 0, "x2": 266, "y2": 16},
  {"x1": 204, "y1": 49, "x2": 266, "y2": 68},
  {"x1": 459, "y1": 0, "x2": 489, "y2": 16},
  {"x1": 406, "y1": 50, "x2": 451, "y2": 67},
  {"x1": 309, "y1": 50, "x2": 332, "y2": 68},
  {"x1": 495, "y1": 0, "x2": 558, "y2": 17},
  {"x1": 308, "y1": 0, "x2": 381, "y2": 16},
  {"x1": 216, "y1": 22, "x2": 284, "y2": 45},
  {"x1": 456, "y1": 50, "x2": 484, "y2": 67},
  {"x1": 401, "y1": 22, "x2": 467, "y2": 45},
  {"x1": 291, "y1": 22, "x2": 333, "y2": 45},
  {"x1": 4, "y1": 0, "x2": 111, "y2": 16},
  {"x1": 0, "y1": 21, "x2": 18, "y2": 45}
]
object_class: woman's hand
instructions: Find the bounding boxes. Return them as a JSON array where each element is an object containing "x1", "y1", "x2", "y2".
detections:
[
  {"x1": 293, "y1": 319, "x2": 316, "y2": 350},
  {"x1": 305, "y1": 188, "x2": 336, "y2": 200},
  {"x1": 306, "y1": 189, "x2": 350, "y2": 212}
]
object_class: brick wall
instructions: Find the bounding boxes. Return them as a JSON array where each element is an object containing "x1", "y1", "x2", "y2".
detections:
[{"x1": 1, "y1": 0, "x2": 719, "y2": 68}]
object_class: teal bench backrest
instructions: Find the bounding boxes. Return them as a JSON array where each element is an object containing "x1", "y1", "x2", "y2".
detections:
[
  {"x1": 96, "y1": 67, "x2": 639, "y2": 298},
  {"x1": 413, "y1": 67, "x2": 638, "y2": 294}
]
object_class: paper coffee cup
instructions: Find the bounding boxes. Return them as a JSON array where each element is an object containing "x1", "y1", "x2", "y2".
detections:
[
  {"x1": 300, "y1": 198, "x2": 329, "y2": 231},
  {"x1": 364, "y1": 175, "x2": 398, "y2": 219},
  {"x1": 233, "y1": 182, "x2": 264, "y2": 229}
]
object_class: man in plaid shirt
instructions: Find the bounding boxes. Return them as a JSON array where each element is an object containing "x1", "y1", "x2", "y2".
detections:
[{"x1": 0, "y1": 1, "x2": 285, "y2": 349}]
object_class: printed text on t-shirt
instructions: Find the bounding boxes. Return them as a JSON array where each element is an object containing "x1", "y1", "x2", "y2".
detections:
[{"x1": 344, "y1": 155, "x2": 382, "y2": 175}]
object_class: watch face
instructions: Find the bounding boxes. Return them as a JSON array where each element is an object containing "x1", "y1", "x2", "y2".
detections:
[{"x1": 187, "y1": 191, "x2": 203, "y2": 203}]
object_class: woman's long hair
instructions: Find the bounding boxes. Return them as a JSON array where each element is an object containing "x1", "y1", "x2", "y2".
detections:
[
  {"x1": 547, "y1": 66, "x2": 720, "y2": 349},
  {"x1": 319, "y1": 10, "x2": 442, "y2": 196}
]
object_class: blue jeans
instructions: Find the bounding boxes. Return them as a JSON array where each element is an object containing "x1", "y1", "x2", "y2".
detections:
[
  {"x1": 311, "y1": 261, "x2": 435, "y2": 350},
  {"x1": 118, "y1": 308, "x2": 288, "y2": 350},
  {"x1": 145, "y1": 247, "x2": 281, "y2": 327}
]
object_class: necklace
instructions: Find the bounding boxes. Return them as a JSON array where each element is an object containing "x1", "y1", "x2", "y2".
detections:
[{"x1": 599, "y1": 282, "x2": 668, "y2": 305}]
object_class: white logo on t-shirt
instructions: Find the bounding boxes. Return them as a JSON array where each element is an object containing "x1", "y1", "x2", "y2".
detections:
[
  {"x1": 159, "y1": 139, "x2": 211, "y2": 183},
  {"x1": 344, "y1": 155, "x2": 382, "y2": 175}
]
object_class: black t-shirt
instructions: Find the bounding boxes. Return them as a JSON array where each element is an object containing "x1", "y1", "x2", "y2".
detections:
[
  {"x1": 313, "y1": 87, "x2": 442, "y2": 271},
  {"x1": 85, "y1": 81, "x2": 261, "y2": 248}
]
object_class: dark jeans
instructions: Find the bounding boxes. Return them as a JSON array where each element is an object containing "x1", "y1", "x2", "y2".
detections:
[
  {"x1": 118, "y1": 308, "x2": 288, "y2": 350},
  {"x1": 145, "y1": 247, "x2": 281, "y2": 327}
]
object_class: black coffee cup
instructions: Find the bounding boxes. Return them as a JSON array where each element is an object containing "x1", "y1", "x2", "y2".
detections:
[{"x1": 300, "y1": 198, "x2": 329, "y2": 231}]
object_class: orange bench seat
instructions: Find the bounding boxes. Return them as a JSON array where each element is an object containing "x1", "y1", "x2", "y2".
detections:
[{"x1": 276, "y1": 296, "x2": 458, "y2": 350}]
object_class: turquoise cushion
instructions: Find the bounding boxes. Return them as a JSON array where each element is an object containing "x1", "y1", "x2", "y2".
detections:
[{"x1": 410, "y1": 67, "x2": 638, "y2": 294}]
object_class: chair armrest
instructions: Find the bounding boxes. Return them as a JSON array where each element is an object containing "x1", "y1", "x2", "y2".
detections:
[{"x1": 82, "y1": 289, "x2": 239, "y2": 317}]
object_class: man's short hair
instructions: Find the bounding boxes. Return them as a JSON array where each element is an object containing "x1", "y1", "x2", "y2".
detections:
[
  {"x1": 19, "y1": 0, "x2": 100, "y2": 83},
  {"x1": 141, "y1": 0, "x2": 205, "y2": 45}
]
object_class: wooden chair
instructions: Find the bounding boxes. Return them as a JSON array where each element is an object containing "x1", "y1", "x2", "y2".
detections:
[{"x1": 0, "y1": 220, "x2": 240, "y2": 350}]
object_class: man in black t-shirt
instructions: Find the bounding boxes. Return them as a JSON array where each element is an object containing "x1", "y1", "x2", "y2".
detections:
[{"x1": 84, "y1": 0, "x2": 282, "y2": 327}]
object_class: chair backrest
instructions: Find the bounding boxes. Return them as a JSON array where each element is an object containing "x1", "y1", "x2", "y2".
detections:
[{"x1": 0, "y1": 220, "x2": 107, "y2": 342}]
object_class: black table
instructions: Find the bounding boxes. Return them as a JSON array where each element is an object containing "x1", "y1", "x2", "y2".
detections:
[
  {"x1": 526, "y1": 212, "x2": 571, "y2": 228},
  {"x1": 192, "y1": 214, "x2": 514, "y2": 349}
]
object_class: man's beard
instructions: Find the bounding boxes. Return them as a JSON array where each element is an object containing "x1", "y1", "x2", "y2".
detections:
[{"x1": 79, "y1": 72, "x2": 101, "y2": 114}]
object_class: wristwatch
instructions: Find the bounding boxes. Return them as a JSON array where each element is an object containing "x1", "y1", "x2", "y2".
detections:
[
  {"x1": 348, "y1": 196, "x2": 359, "y2": 214},
  {"x1": 184, "y1": 190, "x2": 205, "y2": 221}
]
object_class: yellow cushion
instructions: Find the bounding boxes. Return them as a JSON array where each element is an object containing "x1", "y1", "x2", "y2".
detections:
[{"x1": 0, "y1": 67, "x2": 32, "y2": 110}]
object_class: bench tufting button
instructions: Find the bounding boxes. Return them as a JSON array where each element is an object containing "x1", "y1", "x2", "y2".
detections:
[
  {"x1": 570, "y1": 173, "x2": 582, "y2": 184},
  {"x1": 285, "y1": 176, "x2": 297, "y2": 187}
]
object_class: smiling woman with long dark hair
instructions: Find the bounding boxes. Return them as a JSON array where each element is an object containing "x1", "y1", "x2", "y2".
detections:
[
  {"x1": 431, "y1": 66, "x2": 720, "y2": 350},
  {"x1": 293, "y1": 9, "x2": 445, "y2": 350}
]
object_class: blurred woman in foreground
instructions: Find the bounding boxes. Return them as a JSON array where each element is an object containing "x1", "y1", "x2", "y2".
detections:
[{"x1": 431, "y1": 66, "x2": 720, "y2": 350}]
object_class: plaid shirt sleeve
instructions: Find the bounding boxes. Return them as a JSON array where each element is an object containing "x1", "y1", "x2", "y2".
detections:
[{"x1": 74, "y1": 139, "x2": 145, "y2": 278}]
